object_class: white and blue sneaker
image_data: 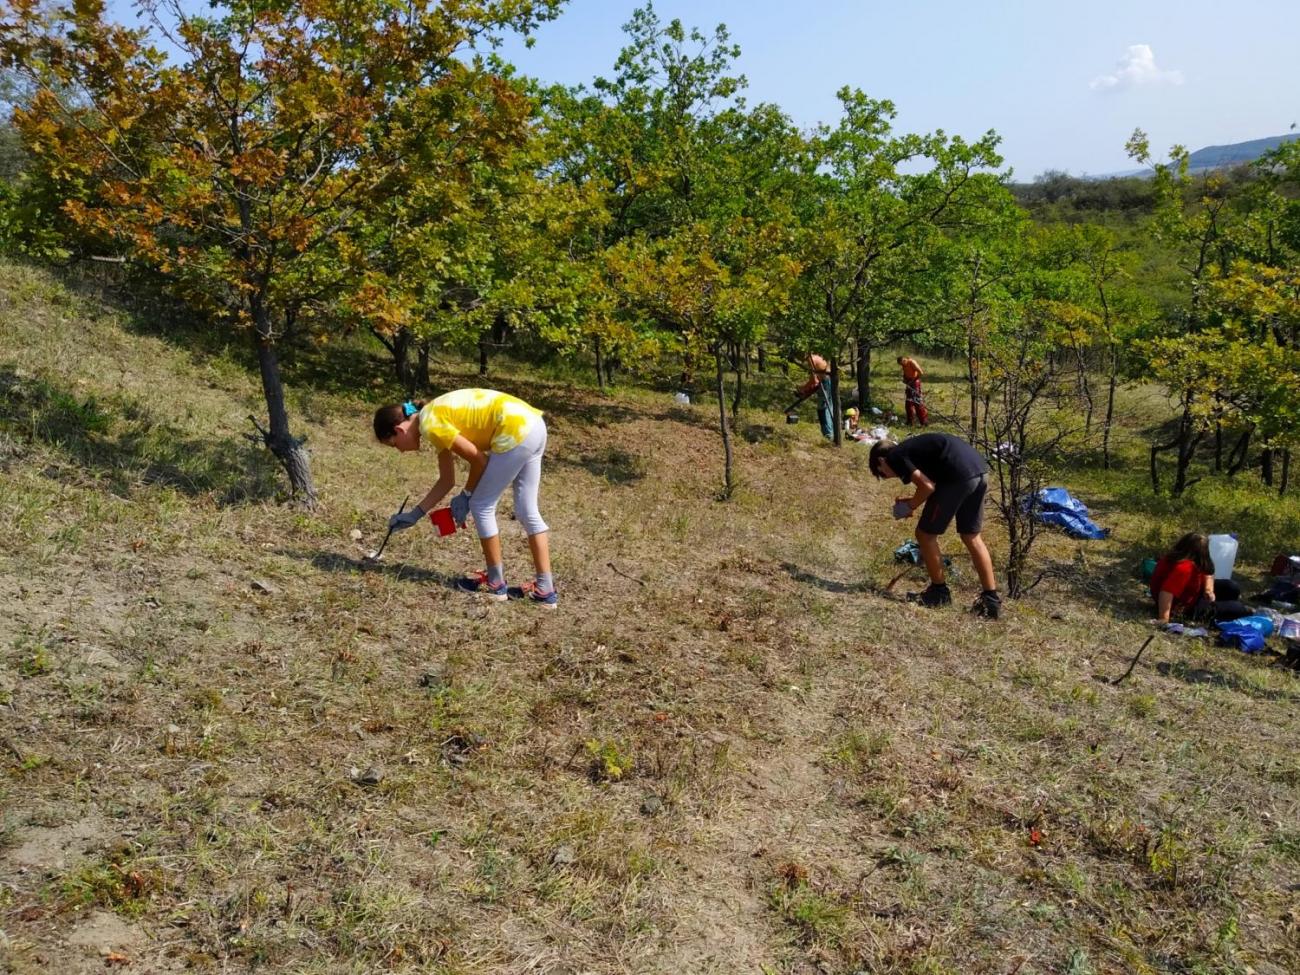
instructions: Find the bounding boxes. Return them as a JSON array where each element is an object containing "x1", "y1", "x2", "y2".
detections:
[{"x1": 516, "y1": 580, "x2": 558, "y2": 610}]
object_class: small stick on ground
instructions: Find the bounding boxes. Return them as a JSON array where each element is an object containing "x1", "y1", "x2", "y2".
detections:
[
  {"x1": 1, "y1": 737, "x2": 25, "y2": 763},
  {"x1": 1111, "y1": 633, "x2": 1157, "y2": 685},
  {"x1": 884, "y1": 565, "x2": 919, "y2": 593},
  {"x1": 608, "y1": 561, "x2": 647, "y2": 586}
]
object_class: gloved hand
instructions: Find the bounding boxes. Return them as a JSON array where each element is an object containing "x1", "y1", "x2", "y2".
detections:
[
  {"x1": 449, "y1": 491, "x2": 472, "y2": 527},
  {"x1": 892, "y1": 499, "x2": 913, "y2": 521},
  {"x1": 388, "y1": 505, "x2": 425, "y2": 532}
]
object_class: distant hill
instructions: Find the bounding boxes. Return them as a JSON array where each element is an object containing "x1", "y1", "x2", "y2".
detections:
[
  {"x1": 1185, "y1": 132, "x2": 1299, "y2": 170},
  {"x1": 1098, "y1": 132, "x2": 1299, "y2": 179}
]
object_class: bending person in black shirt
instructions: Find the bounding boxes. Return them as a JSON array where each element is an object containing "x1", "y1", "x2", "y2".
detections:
[{"x1": 869, "y1": 433, "x2": 1001, "y2": 619}]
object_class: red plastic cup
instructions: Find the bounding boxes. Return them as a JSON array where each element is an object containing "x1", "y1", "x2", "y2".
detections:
[{"x1": 429, "y1": 507, "x2": 456, "y2": 537}]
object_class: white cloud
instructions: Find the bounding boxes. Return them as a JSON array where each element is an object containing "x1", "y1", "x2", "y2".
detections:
[{"x1": 1090, "y1": 44, "x2": 1184, "y2": 91}]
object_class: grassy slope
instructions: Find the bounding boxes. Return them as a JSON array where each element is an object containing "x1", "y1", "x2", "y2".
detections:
[{"x1": 1, "y1": 260, "x2": 1298, "y2": 975}]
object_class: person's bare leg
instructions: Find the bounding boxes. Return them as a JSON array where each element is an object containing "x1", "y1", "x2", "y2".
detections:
[
  {"x1": 960, "y1": 532, "x2": 997, "y2": 591},
  {"x1": 479, "y1": 534, "x2": 503, "y2": 572},
  {"x1": 527, "y1": 531, "x2": 551, "y2": 579},
  {"x1": 916, "y1": 529, "x2": 945, "y2": 585}
]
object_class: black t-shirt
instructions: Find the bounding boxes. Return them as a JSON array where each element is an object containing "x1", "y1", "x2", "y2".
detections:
[{"x1": 886, "y1": 433, "x2": 989, "y2": 485}]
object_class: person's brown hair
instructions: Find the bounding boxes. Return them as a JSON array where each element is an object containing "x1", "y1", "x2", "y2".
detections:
[
  {"x1": 1164, "y1": 532, "x2": 1213, "y2": 574},
  {"x1": 868, "y1": 440, "x2": 896, "y2": 479},
  {"x1": 373, "y1": 401, "x2": 424, "y2": 441}
]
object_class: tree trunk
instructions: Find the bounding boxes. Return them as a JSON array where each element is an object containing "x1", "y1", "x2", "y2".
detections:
[
  {"x1": 1262, "y1": 448, "x2": 1275, "y2": 487},
  {"x1": 1281, "y1": 449, "x2": 1291, "y2": 496},
  {"x1": 1076, "y1": 343, "x2": 1094, "y2": 435},
  {"x1": 757, "y1": 345, "x2": 766, "y2": 373},
  {"x1": 478, "y1": 336, "x2": 490, "y2": 376},
  {"x1": 416, "y1": 339, "x2": 430, "y2": 391},
  {"x1": 830, "y1": 356, "x2": 843, "y2": 447},
  {"x1": 372, "y1": 326, "x2": 414, "y2": 395},
  {"x1": 1102, "y1": 362, "x2": 1117, "y2": 470},
  {"x1": 1226, "y1": 427, "x2": 1253, "y2": 476},
  {"x1": 396, "y1": 329, "x2": 415, "y2": 397},
  {"x1": 731, "y1": 345, "x2": 743, "y2": 427},
  {"x1": 594, "y1": 335, "x2": 605, "y2": 392},
  {"x1": 856, "y1": 337, "x2": 871, "y2": 414},
  {"x1": 252, "y1": 327, "x2": 317, "y2": 507},
  {"x1": 966, "y1": 254, "x2": 982, "y2": 436},
  {"x1": 1172, "y1": 401, "x2": 1201, "y2": 497},
  {"x1": 714, "y1": 348, "x2": 734, "y2": 498},
  {"x1": 1152, "y1": 397, "x2": 1201, "y2": 497},
  {"x1": 967, "y1": 334, "x2": 979, "y2": 436}
]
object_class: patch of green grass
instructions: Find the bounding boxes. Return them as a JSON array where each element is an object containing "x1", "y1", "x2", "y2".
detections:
[
  {"x1": 585, "y1": 739, "x2": 633, "y2": 782},
  {"x1": 1127, "y1": 693, "x2": 1157, "y2": 718},
  {"x1": 768, "y1": 881, "x2": 850, "y2": 948},
  {"x1": 15, "y1": 633, "x2": 52, "y2": 677},
  {"x1": 825, "y1": 728, "x2": 892, "y2": 774},
  {"x1": 60, "y1": 856, "x2": 162, "y2": 918},
  {"x1": 1268, "y1": 829, "x2": 1300, "y2": 862}
]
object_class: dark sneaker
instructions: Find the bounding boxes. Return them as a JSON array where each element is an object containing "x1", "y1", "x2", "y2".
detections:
[
  {"x1": 909, "y1": 583, "x2": 952, "y2": 607},
  {"x1": 516, "y1": 580, "x2": 558, "y2": 609},
  {"x1": 455, "y1": 570, "x2": 508, "y2": 602},
  {"x1": 972, "y1": 590, "x2": 1002, "y2": 620}
]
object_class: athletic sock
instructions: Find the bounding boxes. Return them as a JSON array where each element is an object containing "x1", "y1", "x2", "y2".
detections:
[
  {"x1": 535, "y1": 572, "x2": 554, "y2": 594},
  {"x1": 487, "y1": 564, "x2": 505, "y2": 587}
]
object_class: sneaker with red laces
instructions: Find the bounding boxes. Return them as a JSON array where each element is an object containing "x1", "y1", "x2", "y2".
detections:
[
  {"x1": 454, "y1": 570, "x2": 508, "y2": 602},
  {"x1": 516, "y1": 580, "x2": 558, "y2": 609}
]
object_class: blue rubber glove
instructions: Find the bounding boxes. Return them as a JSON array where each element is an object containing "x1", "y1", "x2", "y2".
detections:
[
  {"x1": 892, "y1": 499, "x2": 913, "y2": 521},
  {"x1": 449, "y1": 491, "x2": 472, "y2": 527},
  {"x1": 388, "y1": 505, "x2": 425, "y2": 532}
]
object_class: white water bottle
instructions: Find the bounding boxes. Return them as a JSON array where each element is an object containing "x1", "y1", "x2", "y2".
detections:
[{"x1": 1208, "y1": 533, "x2": 1238, "y2": 580}]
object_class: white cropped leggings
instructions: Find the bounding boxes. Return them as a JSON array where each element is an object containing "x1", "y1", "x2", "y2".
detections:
[{"x1": 470, "y1": 419, "x2": 549, "y2": 540}]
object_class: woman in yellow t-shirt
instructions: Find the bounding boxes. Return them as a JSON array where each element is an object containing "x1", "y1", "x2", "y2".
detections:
[{"x1": 373, "y1": 388, "x2": 555, "y2": 608}]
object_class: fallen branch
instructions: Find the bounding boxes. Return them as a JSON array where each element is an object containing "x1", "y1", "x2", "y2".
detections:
[
  {"x1": 884, "y1": 564, "x2": 918, "y2": 593},
  {"x1": 607, "y1": 562, "x2": 647, "y2": 587},
  {"x1": 245, "y1": 414, "x2": 270, "y2": 446},
  {"x1": 1111, "y1": 633, "x2": 1157, "y2": 685}
]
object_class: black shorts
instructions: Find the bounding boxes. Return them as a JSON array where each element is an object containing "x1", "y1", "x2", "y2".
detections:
[{"x1": 919, "y1": 474, "x2": 987, "y2": 535}]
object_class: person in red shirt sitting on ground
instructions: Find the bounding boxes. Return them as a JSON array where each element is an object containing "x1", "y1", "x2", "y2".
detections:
[
  {"x1": 1149, "y1": 532, "x2": 1249, "y2": 624},
  {"x1": 1150, "y1": 533, "x2": 1214, "y2": 623}
]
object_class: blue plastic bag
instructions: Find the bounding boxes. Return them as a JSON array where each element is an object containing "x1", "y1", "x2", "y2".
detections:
[
  {"x1": 1025, "y1": 487, "x2": 1109, "y2": 540},
  {"x1": 1217, "y1": 615, "x2": 1274, "y2": 653}
]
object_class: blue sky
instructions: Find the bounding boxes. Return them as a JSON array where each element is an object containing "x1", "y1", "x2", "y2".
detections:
[{"x1": 490, "y1": 0, "x2": 1299, "y2": 178}]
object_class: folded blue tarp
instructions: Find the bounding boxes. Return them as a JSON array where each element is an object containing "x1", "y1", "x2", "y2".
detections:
[
  {"x1": 1217, "y1": 615, "x2": 1274, "y2": 653},
  {"x1": 1027, "y1": 487, "x2": 1108, "y2": 540}
]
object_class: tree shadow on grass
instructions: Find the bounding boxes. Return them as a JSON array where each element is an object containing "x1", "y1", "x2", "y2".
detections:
[
  {"x1": 57, "y1": 264, "x2": 396, "y2": 401},
  {"x1": 550, "y1": 445, "x2": 647, "y2": 486},
  {"x1": 0, "y1": 367, "x2": 278, "y2": 504},
  {"x1": 1155, "y1": 659, "x2": 1300, "y2": 704},
  {"x1": 289, "y1": 549, "x2": 455, "y2": 587},
  {"x1": 740, "y1": 423, "x2": 777, "y2": 444},
  {"x1": 781, "y1": 561, "x2": 875, "y2": 595}
]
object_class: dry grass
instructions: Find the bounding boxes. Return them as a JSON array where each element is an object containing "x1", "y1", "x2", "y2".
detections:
[{"x1": 1, "y1": 259, "x2": 1298, "y2": 974}]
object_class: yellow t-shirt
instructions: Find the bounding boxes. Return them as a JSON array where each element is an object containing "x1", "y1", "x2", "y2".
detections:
[{"x1": 418, "y1": 389, "x2": 543, "y2": 454}]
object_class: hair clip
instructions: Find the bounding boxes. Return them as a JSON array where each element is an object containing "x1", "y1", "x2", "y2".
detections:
[{"x1": 402, "y1": 401, "x2": 418, "y2": 418}]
